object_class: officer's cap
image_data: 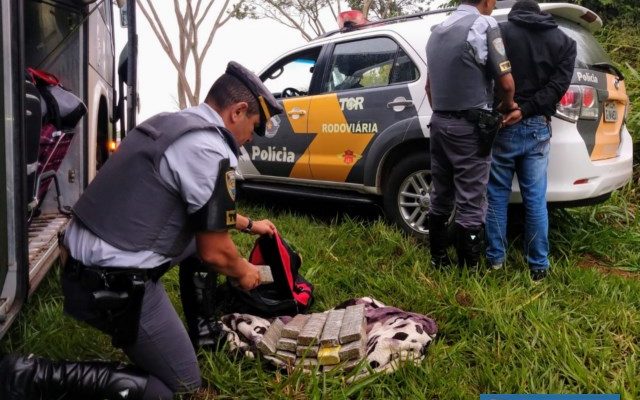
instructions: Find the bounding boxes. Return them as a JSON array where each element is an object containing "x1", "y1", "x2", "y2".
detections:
[{"x1": 225, "y1": 61, "x2": 283, "y2": 136}]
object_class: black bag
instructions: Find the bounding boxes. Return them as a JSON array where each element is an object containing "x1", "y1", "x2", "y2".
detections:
[
  {"x1": 27, "y1": 67, "x2": 87, "y2": 130},
  {"x1": 228, "y1": 233, "x2": 314, "y2": 317}
]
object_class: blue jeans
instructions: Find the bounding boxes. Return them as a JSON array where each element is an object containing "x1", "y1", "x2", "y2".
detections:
[{"x1": 486, "y1": 116, "x2": 550, "y2": 271}]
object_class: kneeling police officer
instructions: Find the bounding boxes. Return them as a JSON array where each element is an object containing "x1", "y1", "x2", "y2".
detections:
[
  {"x1": 0, "y1": 62, "x2": 282, "y2": 399},
  {"x1": 426, "y1": 0, "x2": 516, "y2": 268}
]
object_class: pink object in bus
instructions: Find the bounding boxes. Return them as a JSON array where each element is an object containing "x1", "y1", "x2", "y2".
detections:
[{"x1": 36, "y1": 123, "x2": 74, "y2": 201}]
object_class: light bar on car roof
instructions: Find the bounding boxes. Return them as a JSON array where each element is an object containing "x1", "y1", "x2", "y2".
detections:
[{"x1": 338, "y1": 10, "x2": 368, "y2": 29}]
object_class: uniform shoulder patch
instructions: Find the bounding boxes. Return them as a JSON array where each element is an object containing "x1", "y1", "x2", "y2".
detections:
[
  {"x1": 225, "y1": 170, "x2": 236, "y2": 201},
  {"x1": 492, "y1": 38, "x2": 506, "y2": 57}
]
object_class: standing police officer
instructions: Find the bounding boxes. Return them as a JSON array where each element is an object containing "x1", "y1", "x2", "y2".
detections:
[
  {"x1": 426, "y1": 0, "x2": 516, "y2": 268},
  {"x1": 0, "y1": 62, "x2": 282, "y2": 399}
]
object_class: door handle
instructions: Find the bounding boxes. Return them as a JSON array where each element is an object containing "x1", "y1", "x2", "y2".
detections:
[
  {"x1": 387, "y1": 98, "x2": 414, "y2": 110},
  {"x1": 287, "y1": 108, "x2": 307, "y2": 118}
]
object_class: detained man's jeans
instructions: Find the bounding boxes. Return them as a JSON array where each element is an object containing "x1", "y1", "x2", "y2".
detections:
[{"x1": 486, "y1": 116, "x2": 550, "y2": 271}]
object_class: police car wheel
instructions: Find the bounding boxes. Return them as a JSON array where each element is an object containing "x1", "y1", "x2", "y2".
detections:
[{"x1": 383, "y1": 153, "x2": 431, "y2": 241}]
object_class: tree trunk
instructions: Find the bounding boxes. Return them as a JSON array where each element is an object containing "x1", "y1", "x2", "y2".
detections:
[
  {"x1": 362, "y1": 0, "x2": 374, "y2": 18},
  {"x1": 177, "y1": 77, "x2": 187, "y2": 110}
]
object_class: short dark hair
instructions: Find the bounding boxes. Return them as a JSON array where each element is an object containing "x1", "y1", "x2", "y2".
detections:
[
  {"x1": 512, "y1": 0, "x2": 541, "y2": 12},
  {"x1": 463, "y1": 0, "x2": 483, "y2": 5},
  {"x1": 205, "y1": 73, "x2": 259, "y2": 115}
]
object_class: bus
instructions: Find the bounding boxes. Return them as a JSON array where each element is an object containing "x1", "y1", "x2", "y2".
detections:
[{"x1": 0, "y1": 0, "x2": 137, "y2": 338}]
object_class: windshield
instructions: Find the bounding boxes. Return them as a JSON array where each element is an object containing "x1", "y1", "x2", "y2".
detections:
[{"x1": 557, "y1": 19, "x2": 611, "y2": 69}]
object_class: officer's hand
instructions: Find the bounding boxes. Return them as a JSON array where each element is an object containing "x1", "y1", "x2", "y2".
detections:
[
  {"x1": 237, "y1": 261, "x2": 261, "y2": 291},
  {"x1": 503, "y1": 109, "x2": 523, "y2": 126},
  {"x1": 251, "y1": 219, "x2": 277, "y2": 237}
]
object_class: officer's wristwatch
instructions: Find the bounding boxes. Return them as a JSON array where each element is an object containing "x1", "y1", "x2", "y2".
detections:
[{"x1": 242, "y1": 218, "x2": 253, "y2": 234}]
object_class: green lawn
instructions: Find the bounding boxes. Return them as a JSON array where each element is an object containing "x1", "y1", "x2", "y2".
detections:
[{"x1": 2, "y1": 189, "x2": 639, "y2": 399}]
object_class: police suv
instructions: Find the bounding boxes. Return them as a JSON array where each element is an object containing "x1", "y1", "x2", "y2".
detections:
[{"x1": 238, "y1": 1, "x2": 633, "y2": 241}]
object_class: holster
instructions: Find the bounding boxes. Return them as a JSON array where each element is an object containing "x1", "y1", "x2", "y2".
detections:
[
  {"x1": 62, "y1": 258, "x2": 165, "y2": 348},
  {"x1": 91, "y1": 274, "x2": 146, "y2": 348},
  {"x1": 473, "y1": 109, "x2": 502, "y2": 157}
]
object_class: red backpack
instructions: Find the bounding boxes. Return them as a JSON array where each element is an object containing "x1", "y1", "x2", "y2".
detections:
[{"x1": 229, "y1": 233, "x2": 314, "y2": 317}]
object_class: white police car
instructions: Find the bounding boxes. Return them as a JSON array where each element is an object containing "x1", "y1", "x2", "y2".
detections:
[{"x1": 238, "y1": 2, "x2": 633, "y2": 240}]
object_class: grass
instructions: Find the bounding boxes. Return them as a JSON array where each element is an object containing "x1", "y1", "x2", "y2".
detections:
[{"x1": 2, "y1": 198, "x2": 640, "y2": 399}]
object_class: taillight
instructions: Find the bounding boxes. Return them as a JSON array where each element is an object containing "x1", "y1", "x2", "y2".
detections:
[
  {"x1": 556, "y1": 85, "x2": 599, "y2": 123},
  {"x1": 580, "y1": 86, "x2": 599, "y2": 120},
  {"x1": 557, "y1": 85, "x2": 581, "y2": 122}
]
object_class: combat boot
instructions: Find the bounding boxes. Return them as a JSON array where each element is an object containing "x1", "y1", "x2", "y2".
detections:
[
  {"x1": 428, "y1": 213, "x2": 452, "y2": 268},
  {"x1": 0, "y1": 353, "x2": 149, "y2": 399},
  {"x1": 455, "y1": 223, "x2": 485, "y2": 269}
]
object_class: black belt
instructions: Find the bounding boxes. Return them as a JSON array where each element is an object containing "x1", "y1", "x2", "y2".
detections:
[
  {"x1": 64, "y1": 257, "x2": 170, "y2": 285},
  {"x1": 434, "y1": 110, "x2": 482, "y2": 123}
]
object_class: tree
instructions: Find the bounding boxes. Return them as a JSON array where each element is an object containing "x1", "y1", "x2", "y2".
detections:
[
  {"x1": 539, "y1": 0, "x2": 640, "y2": 23},
  {"x1": 240, "y1": 0, "x2": 436, "y2": 42},
  {"x1": 137, "y1": 0, "x2": 246, "y2": 109},
  {"x1": 347, "y1": 0, "x2": 433, "y2": 20}
]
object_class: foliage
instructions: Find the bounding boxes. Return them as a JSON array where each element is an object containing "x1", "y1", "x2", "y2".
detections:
[
  {"x1": 235, "y1": 0, "x2": 341, "y2": 41},
  {"x1": 237, "y1": 0, "x2": 439, "y2": 42},
  {"x1": 346, "y1": 0, "x2": 435, "y2": 19},
  {"x1": 539, "y1": 0, "x2": 640, "y2": 23}
]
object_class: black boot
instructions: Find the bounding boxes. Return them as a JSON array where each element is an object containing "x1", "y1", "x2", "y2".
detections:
[
  {"x1": 455, "y1": 223, "x2": 484, "y2": 269},
  {"x1": 0, "y1": 354, "x2": 148, "y2": 400},
  {"x1": 428, "y1": 213, "x2": 451, "y2": 268},
  {"x1": 179, "y1": 257, "x2": 224, "y2": 349}
]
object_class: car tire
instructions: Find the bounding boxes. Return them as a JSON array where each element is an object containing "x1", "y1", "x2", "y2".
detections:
[{"x1": 383, "y1": 152, "x2": 432, "y2": 242}]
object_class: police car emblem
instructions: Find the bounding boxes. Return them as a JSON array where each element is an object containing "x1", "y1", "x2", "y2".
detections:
[
  {"x1": 492, "y1": 38, "x2": 506, "y2": 57},
  {"x1": 337, "y1": 150, "x2": 362, "y2": 165},
  {"x1": 225, "y1": 170, "x2": 236, "y2": 201},
  {"x1": 265, "y1": 115, "x2": 281, "y2": 139}
]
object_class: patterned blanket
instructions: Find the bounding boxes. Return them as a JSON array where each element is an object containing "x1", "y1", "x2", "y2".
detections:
[{"x1": 216, "y1": 297, "x2": 438, "y2": 375}]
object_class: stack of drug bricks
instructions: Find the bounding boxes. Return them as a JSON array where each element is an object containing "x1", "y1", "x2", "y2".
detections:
[{"x1": 256, "y1": 304, "x2": 366, "y2": 371}]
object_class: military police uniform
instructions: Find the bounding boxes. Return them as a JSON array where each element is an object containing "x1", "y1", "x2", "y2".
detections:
[
  {"x1": 0, "y1": 62, "x2": 282, "y2": 400},
  {"x1": 426, "y1": 4, "x2": 512, "y2": 268}
]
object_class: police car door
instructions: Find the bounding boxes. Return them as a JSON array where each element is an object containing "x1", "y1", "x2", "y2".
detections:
[
  {"x1": 306, "y1": 36, "x2": 423, "y2": 184},
  {"x1": 239, "y1": 48, "x2": 324, "y2": 181}
]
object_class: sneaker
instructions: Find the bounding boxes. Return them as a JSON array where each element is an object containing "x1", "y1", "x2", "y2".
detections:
[
  {"x1": 530, "y1": 269, "x2": 548, "y2": 281},
  {"x1": 490, "y1": 262, "x2": 503, "y2": 271}
]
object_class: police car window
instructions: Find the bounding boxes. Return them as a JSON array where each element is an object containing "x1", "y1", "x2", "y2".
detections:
[
  {"x1": 390, "y1": 48, "x2": 419, "y2": 84},
  {"x1": 262, "y1": 49, "x2": 320, "y2": 98},
  {"x1": 326, "y1": 37, "x2": 401, "y2": 92},
  {"x1": 557, "y1": 19, "x2": 611, "y2": 68}
]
